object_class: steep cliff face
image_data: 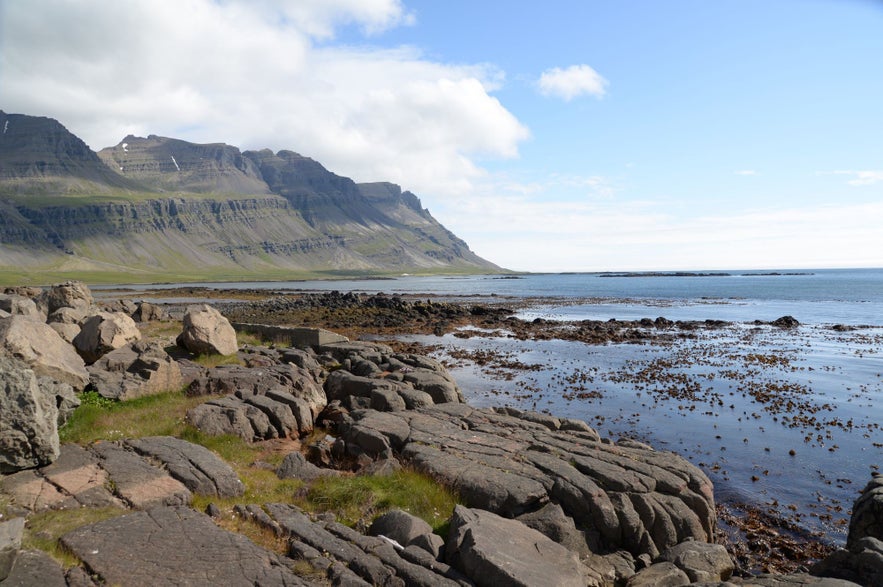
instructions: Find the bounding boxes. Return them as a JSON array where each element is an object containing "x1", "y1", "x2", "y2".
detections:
[
  {"x1": 0, "y1": 111, "x2": 501, "y2": 280},
  {"x1": 98, "y1": 136, "x2": 270, "y2": 194}
]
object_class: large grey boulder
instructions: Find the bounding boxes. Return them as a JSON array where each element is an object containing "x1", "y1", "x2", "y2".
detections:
[
  {"x1": 0, "y1": 356, "x2": 60, "y2": 473},
  {"x1": 446, "y1": 505, "x2": 589, "y2": 587},
  {"x1": 41, "y1": 280, "x2": 93, "y2": 314},
  {"x1": 658, "y1": 539, "x2": 734, "y2": 582},
  {"x1": 73, "y1": 311, "x2": 141, "y2": 364},
  {"x1": 0, "y1": 315, "x2": 88, "y2": 389},
  {"x1": 0, "y1": 517, "x2": 26, "y2": 581},
  {"x1": 60, "y1": 506, "x2": 303, "y2": 586},
  {"x1": 176, "y1": 304, "x2": 238, "y2": 356},
  {"x1": 88, "y1": 340, "x2": 183, "y2": 400}
]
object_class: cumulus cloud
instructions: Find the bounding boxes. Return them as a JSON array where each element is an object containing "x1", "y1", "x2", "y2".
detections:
[
  {"x1": 0, "y1": 0, "x2": 526, "y2": 196},
  {"x1": 538, "y1": 64, "x2": 608, "y2": 101}
]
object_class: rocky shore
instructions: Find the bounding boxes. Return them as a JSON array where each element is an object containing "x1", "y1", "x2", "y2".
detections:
[{"x1": 1, "y1": 283, "x2": 881, "y2": 586}]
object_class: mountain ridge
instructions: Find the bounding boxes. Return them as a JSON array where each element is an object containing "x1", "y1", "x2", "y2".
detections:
[{"x1": 0, "y1": 111, "x2": 501, "y2": 283}]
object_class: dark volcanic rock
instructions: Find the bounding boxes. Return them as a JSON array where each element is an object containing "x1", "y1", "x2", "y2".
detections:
[{"x1": 60, "y1": 506, "x2": 307, "y2": 586}]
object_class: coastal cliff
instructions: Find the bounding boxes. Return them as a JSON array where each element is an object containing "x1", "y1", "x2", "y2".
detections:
[{"x1": 0, "y1": 111, "x2": 500, "y2": 282}]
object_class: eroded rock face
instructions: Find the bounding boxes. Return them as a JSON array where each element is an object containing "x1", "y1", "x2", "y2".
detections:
[
  {"x1": 0, "y1": 315, "x2": 88, "y2": 389},
  {"x1": 73, "y1": 311, "x2": 142, "y2": 364},
  {"x1": 88, "y1": 340, "x2": 183, "y2": 400},
  {"x1": 0, "y1": 356, "x2": 60, "y2": 473},
  {"x1": 0, "y1": 294, "x2": 44, "y2": 321},
  {"x1": 176, "y1": 304, "x2": 238, "y2": 356},
  {"x1": 340, "y1": 404, "x2": 715, "y2": 559}
]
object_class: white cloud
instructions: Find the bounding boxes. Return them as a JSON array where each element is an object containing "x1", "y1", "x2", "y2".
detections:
[
  {"x1": 0, "y1": 0, "x2": 526, "y2": 196},
  {"x1": 537, "y1": 64, "x2": 608, "y2": 101},
  {"x1": 829, "y1": 170, "x2": 883, "y2": 186},
  {"x1": 734, "y1": 170, "x2": 757, "y2": 176}
]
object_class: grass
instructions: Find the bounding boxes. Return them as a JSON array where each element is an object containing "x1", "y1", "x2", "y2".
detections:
[{"x1": 21, "y1": 507, "x2": 127, "y2": 568}]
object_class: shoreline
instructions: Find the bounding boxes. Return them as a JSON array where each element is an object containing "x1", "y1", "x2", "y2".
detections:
[{"x1": 119, "y1": 286, "x2": 874, "y2": 574}]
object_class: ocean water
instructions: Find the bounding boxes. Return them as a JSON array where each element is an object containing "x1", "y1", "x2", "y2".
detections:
[{"x1": 100, "y1": 268, "x2": 883, "y2": 543}]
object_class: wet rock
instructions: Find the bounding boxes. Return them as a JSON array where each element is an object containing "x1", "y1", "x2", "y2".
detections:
[
  {"x1": 0, "y1": 315, "x2": 89, "y2": 389},
  {"x1": 446, "y1": 505, "x2": 589, "y2": 587},
  {"x1": 126, "y1": 436, "x2": 244, "y2": 498},
  {"x1": 60, "y1": 506, "x2": 304, "y2": 586},
  {"x1": 0, "y1": 356, "x2": 60, "y2": 473},
  {"x1": 73, "y1": 311, "x2": 142, "y2": 363},
  {"x1": 176, "y1": 304, "x2": 238, "y2": 356},
  {"x1": 88, "y1": 340, "x2": 183, "y2": 400},
  {"x1": 772, "y1": 315, "x2": 800, "y2": 328}
]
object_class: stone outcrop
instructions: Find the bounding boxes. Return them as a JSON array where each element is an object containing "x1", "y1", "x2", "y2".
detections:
[
  {"x1": 40, "y1": 280, "x2": 94, "y2": 314},
  {"x1": 0, "y1": 315, "x2": 89, "y2": 389},
  {"x1": 176, "y1": 304, "x2": 238, "y2": 356},
  {"x1": 60, "y1": 506, "x2": 305, "y2": 587},
  {"x1": 88, "y1": 340, "x2": 183, "y2": 400},
  {"x1": 73, "y1": 311, "x2": 142, "y2": 363},
  {"x1": 812, "y1": 473, "x2": 883, "y2": 586},
  {"x1": 337, "y1": 404, "x2": 715, "y2": 559},
  {"x1": 0, "y1": 356, "x2": 60, "y2": 473},
  {"x1": 0, "y1": 293, "x2": 44, "y2": 321}
]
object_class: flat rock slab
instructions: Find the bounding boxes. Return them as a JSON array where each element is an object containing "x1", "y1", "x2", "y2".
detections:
[
  {"x1": 126, "y1": 436, "x2": 244, "y2": 498},
  {"x1": 341, "y1": 404, "x2": 715, "y2": 558},
  {"x1": 61, "y1": 506, "x2": 310, "y2": 586}
]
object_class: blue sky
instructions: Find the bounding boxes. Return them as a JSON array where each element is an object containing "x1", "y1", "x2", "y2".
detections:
[{"x1": 2, "y1": 0, "x2": 882, "y2": 271}]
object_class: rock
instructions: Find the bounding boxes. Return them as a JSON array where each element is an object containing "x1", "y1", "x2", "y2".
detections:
[
  {"x1": 372, "y1": 387, "x2": 407, "y2": 412},
  {"x1": 0, "y1": 356, "x2": 60, "y2": 473},
  {"x1": 445, "y1": 505, "x2": 589, "y2": 587},
  {"x1": 1, "y1": 548, "x2": 67, "y2": 587},
  {"x1": 48, "y1": 322, "x2": 81, "y2": 343},
  {"x1": 60, "y1": 506, "x2": 304, "y2": 586},
  {"x1": 772, "y1": 315, "x2": 800, "y2": 328},
  {"x1": 369, "y1": 509, "x2": 435, "y2": 551},
  {"x1": 341, "y1": 405, "x2": 715, "y2": 558},
  {"x1": 402, "y1": 369, "x2": 463, "y2": 403},
  {"x1": 625, "y1": 561, "x2": 689, "y2": 586},
  {"x1": 730, "y1": 574, "x2": 864, "y2": 586},
  {"x1": 126, "y1": 436, "x2": 245, "y2": 498},
  {"x1": 276, "y1": 451, "x2": 337, "y2": 482},
  {"x1": 73, "y1": 311, "x2": 142, "y2": 363},
  {"x1": 187, "y1": 396, "x2": 276, "y2": 441},
  {"x1": 88, "y1": 340, "x2": 183, "y2": 400},
  {"x1": 37, "y1": 443, "x2": 122, "y2": 509},
  {"x1": 0, "y1": 517, "x2": 25, "y2": 581},
  {"x1": 0, "y1": 315, "x2": 89, "y2": 389},
  {"x1": 516, "y1": 502, "x2": 590, "y2": 556},
  {"x1": 0, "y1": 294, "x2": 44, "y2": 321},
  {"x1": 812, "y1": 474, "x2": 883, "y2": 586},
  {"x1": 658, "y1": 539, "x2": 734, "y2": 582},
  {"x1": 47, "y1": 306, "x2": 89, "y2": 325},
  {"x1": 91, "y1": 441, "x2": 192, "y2": 509},
  {"x1": 176, "y1": 304, "x2": 238, "y2": 356},
  {"x1": 41, "y1": 280, "x2": 93, "y2": 314},
  {"x1": 132, "y1": 301, "x2": 167, "y2": 322},
  {"x1": 39, "y1": 378, "x2": 80, "y2": 426}
]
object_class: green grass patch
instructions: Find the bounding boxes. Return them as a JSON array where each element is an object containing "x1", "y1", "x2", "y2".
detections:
[
  {"x1": 297, "y1": 469, "x2": 459, "y2": 532},
  {"x1": 59, "y1": 390, "x2": 206, "y2": 444},
  {"x1": 22, "y1": 506, "x2": 127, "y2": 568},
  {"x1": 191, "y1": 353, "x2": 243, "y2": 368}
]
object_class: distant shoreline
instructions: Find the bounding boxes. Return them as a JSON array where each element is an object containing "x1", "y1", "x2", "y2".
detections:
[{"x1": 599, "y1": 271, "x2": 815, "y2": 278}]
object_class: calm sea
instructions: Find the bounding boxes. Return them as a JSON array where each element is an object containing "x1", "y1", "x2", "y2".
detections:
[{"x1": 101, "y1": 268, "x2": 883, "y2": 543}]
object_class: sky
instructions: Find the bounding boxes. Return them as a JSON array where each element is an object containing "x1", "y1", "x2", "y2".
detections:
[{"x1": 1, "y1": 0, "x2": 882, "y2": 272}]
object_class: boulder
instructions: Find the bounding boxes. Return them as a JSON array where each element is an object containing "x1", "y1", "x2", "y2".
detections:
[
  {"x1": 813, "y1": 473, "x2": 883, "y2": 586},
  {"x1": 446, "y1": 505, "x2": 589, "y2": 587},
  {"x1": 40, "y1": 378, "x2": 80, "y2": 426},
  {"x1": 73, "y1": 311, "x2": 142, "y2": 363},
  {"x1": 88, "y1": 340, "x2": 183, "y2": 400},
  {"x1": 0, "y1": 517, "x2": 25, "y2": 581},
  {"x1": 41, "y1": 280, "x2": 93, "y2": 314},
  {"x1": 276, "y1": 451, "x2": 337, "y2": 482},
  {"x1": 48, "y1": 322, "x2": 81, "y2": 343},
  {"x1": 0, "y1": 294, "x2": 44, "y2": 321},
  {"x1": 658, "y1": 539, "x2": 734, "y2": 582},
  {"x1": 60, "y1": 506, "x2": 302, "y2": 586},
  {"x1": 132, "y1": 301, "x2": 167, "y2": 322},
  {"x1": 625, "y1": 561, "x2": 689, "y2": 587},
  {"x1": 176, "y1": 304, "x2": 238, "y2": 356},
  {"x1": 47, "y1": 306, "x2": 89, "y2": 325},
  {"x1": 0, "y1": 315, "x2": 88, "y2": 389},
  {"x1": 369, "y1": 509, "x2": 435, "y2": 550},
  {"x1": 125, "y1": 436, "x2": 244, "y2": 498},
  {"x1": 516, "y1": 502, "x2": 590, "y2": 556},
  {"x1": 0, "y1": 356, "x2": 60, "y2": 473}
]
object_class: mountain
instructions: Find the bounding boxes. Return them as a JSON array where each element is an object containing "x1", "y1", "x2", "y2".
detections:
[{"x1": 0, "y1": 111, "x2": 501, "y2": 283}]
